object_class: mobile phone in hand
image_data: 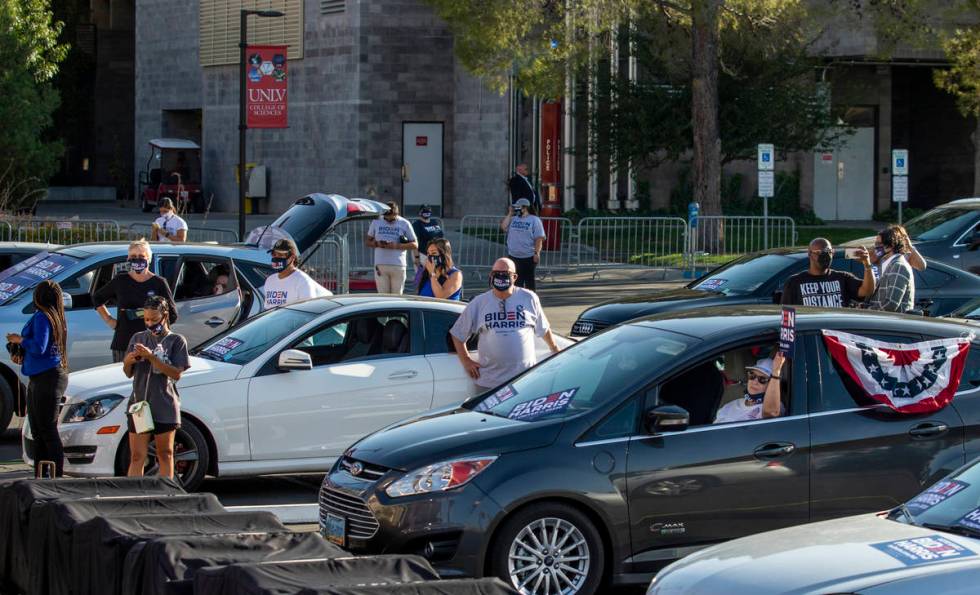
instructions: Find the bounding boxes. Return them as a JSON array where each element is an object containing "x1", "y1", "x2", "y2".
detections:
[{"x1": 844, "y1": 248, "x2": 862, "y2": 260}]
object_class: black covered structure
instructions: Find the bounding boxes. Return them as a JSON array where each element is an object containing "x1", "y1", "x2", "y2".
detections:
[
  {"x1": 0, "y1": 476, "x2": 184, "y2": 592},
  {"x1": 127, "y1": 532, "x2": 346, "y2": 595},
  {"x1": 30, "y1": 494, "x2": 224, "y2": 595},
  {"x1": 191, "y1": 555, "x2": 442, "y2": 595},
  {"x1": 72, "y1": 511, "x2": 286, "y2": 595}
]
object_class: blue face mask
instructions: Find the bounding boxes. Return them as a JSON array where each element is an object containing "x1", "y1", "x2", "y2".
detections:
[
  {"x1": 271, "y1": 257, "x2": 290, "y2": 272},
  {"x1": 874, "y1": 246, "x2": 886, "y2": 259},
  {"x1": 128, "y1": 258, "x2": 148, "y2": 273},
  {"x1": 147, "y1": 321, "x2": 165, "y2": 335}
]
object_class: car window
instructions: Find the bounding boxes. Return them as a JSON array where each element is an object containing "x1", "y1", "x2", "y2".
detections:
[
  {"x1": 691, "y1": 253, "x2": 798, "y2": 296},
  {"x1": 956, "y1": 347, "x2": 980, "y2": 396},
  {"x1": 471, "y1": 325, "x2": 693, "y2": 422},
  {"x1": 236, "y1": 262, "x2": 275, "y2": 290},
  {"x1": 195, "y1": 307, "x2": 317, "y2": 365},
  {"x1": 811, "y1": 331, "x2": 921, "y2": 413},
  {"x1": 914, "y1": 267, "x2": 954, "y2": 290},
  {"x1": 172, "y1": 257, "x2": 237, "y2": 301},
  {"x1": 585, "y1": 397, "x2": 640, "y2": 441},
  {"x1": 292, "y1": 311, "x2": 411, "y2": 367},
  {"x1": 0, "y1": 252, "x2": 79, "y2": 305},
  {"x1": 905, "y1": 207, "x2": 978, "y2": 242},
  {"x1": 422, "y1": 310, "x2": 461, "y2": 354},
  {"x1": 895, "y1": 458, "x2": 980, "y2": 528}
]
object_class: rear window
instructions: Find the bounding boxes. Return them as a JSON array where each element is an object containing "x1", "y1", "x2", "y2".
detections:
[
  {"x1": 905, "y1": 207, "x2": 978, "y2": 242},
  {"x1": 691, "y1": 253, "x2": 797, "y2": 296},
  {"x1": 0, "y1": 252, "x2": 78, "y2": 304}
]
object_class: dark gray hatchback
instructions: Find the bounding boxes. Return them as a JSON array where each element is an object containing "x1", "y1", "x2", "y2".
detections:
[{"x1": 320, "y1": 307, "x2": 980, "y2": 595}]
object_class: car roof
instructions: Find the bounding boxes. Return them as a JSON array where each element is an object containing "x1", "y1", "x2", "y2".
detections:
[
  {"x1": 631, "y1": 305, "x2": 978, "y2": 342},
  {"x1": 325, "y1": 294, "x2": 467, "y2": 310},
  {"x1": 739, "y1": 248, "x2": 965, "y2": 275},
  {"x1": 0, "y1": 242, "x2": 59, "y2": 252},
  {"x1": 149, "y1": 138, "x2": 200, "y2": 150},
  {"x1": 53, "y1": 241, "x2": 261, "y2": 259},
  {"x1": 944, "y1": 198, "x2": 980, "y2": 209}
]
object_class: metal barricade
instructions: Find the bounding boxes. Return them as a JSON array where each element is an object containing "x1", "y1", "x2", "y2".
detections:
[
  {"x1": 10, "y1": 218, "x2": 122, "y2": 245},
  {"x1": 690, "y1": 216, "x2": 797, "y2": 265},
  {"x1": 576, "y1": 217, "x2": 688, "y2": 277},
  {"x1": 127, "y1": 223, "x2": 240, "y2": 243},
  {"x1": 0, "y1": 220, "x2": 12, "y2": 241},
  {"x1": 457, "y1": 215, "x2": 577, "y2": 281},
  {"x1": 301, "y1": 234, "x2": 349, "y2": 295}
]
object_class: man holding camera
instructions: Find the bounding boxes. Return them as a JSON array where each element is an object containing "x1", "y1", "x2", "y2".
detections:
[{"x1": 367, "y1": 202, "x2": 418, "y2": 295}]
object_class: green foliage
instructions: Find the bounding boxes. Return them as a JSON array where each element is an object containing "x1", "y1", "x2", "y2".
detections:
[
  {"x1": 934, "y1": 28, "x2": 980, "y2": 119},
  {"x1": 0, "y1": 0, "x2": 68, "y2": 210},
  {"x1": 873, "y1": 207, "x2": 925, "y2": 224}
]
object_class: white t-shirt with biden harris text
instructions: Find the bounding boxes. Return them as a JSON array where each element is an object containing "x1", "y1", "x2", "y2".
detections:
[
  {"x1": 368, "y1": 216, "x2": 417, "y2": 267},
  {"x1": 262, "y1": 268, "x2": 331, "y2": 310},
  {"x1": 449, "y1": 287, "x2": 550, "y2": 389},
  {"x1": 506, "y1": 214, "x2": 546, "y2": 258}
]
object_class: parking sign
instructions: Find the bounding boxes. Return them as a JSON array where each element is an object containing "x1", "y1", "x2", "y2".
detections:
[
  {"x1": 892, "y1": 149, "x2": 909, "y2": 176},
  {"x1": 758, "y1": 144, "x2": 774, "y2": 171}
]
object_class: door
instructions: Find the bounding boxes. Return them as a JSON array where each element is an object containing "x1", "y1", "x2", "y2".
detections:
[
  {"x1": 421, "y1": 309, "x2": 480, "y2": 407},
  {"x1": 247, "y1": 310, "x2": 435, "y2": 460},
  {"x1": 626, "y1": 341, "x2": 809, "y2": 567},
  {"x1": 402, "y1": 123, "x2": 444, "y2": 214},
  {"x1": 806, "y1": 332, "x2": 966, "y2": 521},
  {"x1": 164, "y1": 256, "x2": 242, "y2": 347},
  {"x1": 61, "y1": 258, "x2": 127, "y2": 370},
  {"x1": 942, "y1": 345, "x2": 980, "y2": 464},
  {"x1": 813, "y1": 127, "x2": 874, "y2": 221}
]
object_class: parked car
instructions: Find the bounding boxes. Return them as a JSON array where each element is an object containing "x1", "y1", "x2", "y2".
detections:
[
  {"x1": 24, "y1": 295, "x2": 571, "y2": 490},
  {"x1": 648, "y1": 458, "x2": 980, "y2": 594},
  {"x1": 0, "y1": 193, "x2": 387, "y2": 431},
  {"x1": 0, "y1": 242, "x2": 58, "y2": 272},
  {"x1": 949, "y1": 297, "x2": 980, "y2": 322},
  {"x1": 846, "y1": 198, "x2": 980, "y2": 273},
  {"x1": 570, "y1": 249, "x2": 980, "y2": 337},
  {"x1": 319, "y1": 306, "x2": 980, "y2": 595}
]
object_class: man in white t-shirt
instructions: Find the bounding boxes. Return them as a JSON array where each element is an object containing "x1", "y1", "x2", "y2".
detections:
[
  {"x1": 262, "y1": 238, "x2": 332, "y2": 309},
  {"x1": 366, "y1": 202, "x2": 418, "y2": 294},
  {"x1": 151, "y1": 198, "x2": 188, "y2": 243},
  {"x1": 450, "y1": 257, "x2": 560, "y2": 390},
  {"x1": 714, "y1": 354, "x2": 785, "y2": 424}
]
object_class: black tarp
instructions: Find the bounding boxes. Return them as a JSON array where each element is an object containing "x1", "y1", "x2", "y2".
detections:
[
  {"x1": 293, "y1": 581, "x2": 520, "y2": 595},
  {"x1": 0, "y1": 476, "x2": 184, "y2": 592},
  {"x1": 126, "y1": 532, "x2": 345, "y2": 595},
  {"x1": 71, "y1": 511, "x2": 286, "y2": 595},
  {"x1": 29, "y1": 494, "x2": 224, "y2": 595},
  {"x1": 191, "y1": 556, "x2": 442, "y2": 595}
]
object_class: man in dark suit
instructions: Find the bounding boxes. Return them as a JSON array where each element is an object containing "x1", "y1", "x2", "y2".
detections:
[{"x1": 508, "y1": 163, "x2": 540, "y2": 211}]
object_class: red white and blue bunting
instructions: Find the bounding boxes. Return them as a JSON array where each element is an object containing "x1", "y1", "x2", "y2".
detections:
[{"x1": 822, "y1": 330, "x2": 974, "y2": 414}]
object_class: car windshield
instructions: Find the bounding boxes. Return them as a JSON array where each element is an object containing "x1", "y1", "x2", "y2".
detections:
[
  {"x1": 890, "y1": 462, "x2": 980, "y2": 533},
  {"x1": 952, "y1": 298, "x2": 980, "y2": 321},
  {"x1": 470, "y1": 325, "x2": 693, "y2": 422},
  {"x1": 0, "y1": 252, "x2": 79, "y2": 305},
  {"x1": 687, "y1": 253, "x2": 796, "y2": 296},
  {"x1": 904, "y1": 207, "x2": 978, "y2": 242},
  {"x1": 192, "y1": 307, "x2": 317, "y2": 365}
]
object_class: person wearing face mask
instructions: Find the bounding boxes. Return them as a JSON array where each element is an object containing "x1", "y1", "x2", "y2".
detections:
[
  {"x1": 261, "y1": 238, "x2": 331, "y2": 310},
  {"x1": 450, "y1": 257, "x2": 560, "y2": 390},
  {"x1": 418, "y1": 238, "x2": 463, "y2": 300},
  {"x1": 500, "y1": 198, "x2": 546, "y2": 290},
  {"x1": 122, "y1": 296, "x2": 190, "y2": 479},
  {"x1": 150, "y1": 198, "x2": 188, "y2": 243},
  {"x1": 94, "y1": 239, "x2": 178, "y2": 362},
  {"x1": 714, "y1": 354, "x2": 785, "y2": 424},
  {"x1": 367, "y1": 202, "x2": 418, "y2": 294},
  {"x1": 781, "y1": 237, "x2": 874, "y2": 307},
  {"x1": 411, "y1": 205, "x2": 444, "y2": 290},
  {"x1": 867, "y1": 225, "x2": 916, "y2": 313}
]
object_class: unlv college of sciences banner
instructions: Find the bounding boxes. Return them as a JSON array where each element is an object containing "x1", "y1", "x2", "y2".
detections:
[
  {"x1": 822, "y1": 330, "x2": 973, "y2": 414},
  {"x1": 246, "y1": 45, "x2": 288, "y2": 128}
]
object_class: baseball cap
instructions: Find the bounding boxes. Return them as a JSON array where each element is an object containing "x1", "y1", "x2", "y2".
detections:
[
  {"x1": 158, "y1": 197, "x2": 175, "y2": 211},
  {"x1": 269, "y1": 237, "x2": 298, "y2": 256},
  {"x1": 514, "y1": 198, "x2": 531, "y2": 208},
  {"x1": 746, "y1": 358, "x2": 774, "y2": 378}
]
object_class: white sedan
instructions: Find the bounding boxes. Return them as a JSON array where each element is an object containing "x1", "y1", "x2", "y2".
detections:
[{"x1": 24, "y1": 295, "x2": 570, "y2": 489}]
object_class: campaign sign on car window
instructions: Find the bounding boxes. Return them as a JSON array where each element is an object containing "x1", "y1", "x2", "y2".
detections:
[
  {"x1": 0, "y1": 282, "x2": 24, "y2": 303},
  {"x1": 697, "y1": 278, "x2": 727, "y2": 291},
  {"x1": 476, "y1": 385, "x2": 518, "y2": 412},
  {"x1": 778, "y1": 307, "x2": 796, "y2": 357},
  {"x1": 871, "y1": 535, "x2": 975, "y2": 566},
  {"x1": 508, "y1": 388, "x2": 578, "y2": 421},
  {"x1": 202, "y1": 337, "x2": 243, "y2": 360},
  {"x1": 956, "y1": 507, "x2": 980, "y2": 532},
  {"x1": 906, "y1": 480, "x2": 969, "y2": 515}
]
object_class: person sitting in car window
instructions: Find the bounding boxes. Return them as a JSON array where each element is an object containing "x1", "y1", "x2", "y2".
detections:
[{"x1": 714, "y1": 353, "x2": 785, "y2": 424}]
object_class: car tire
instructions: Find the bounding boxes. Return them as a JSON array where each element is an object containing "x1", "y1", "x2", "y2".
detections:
[
  {"x1": 490, "y1": 502, "x2": 605, "y2": 595},
  {"x1": 0, "y1": 378, "x2": 15, "y2": 435},
  {"x1": 114, "y1": 419, "x2": 211, "y2": 491}
]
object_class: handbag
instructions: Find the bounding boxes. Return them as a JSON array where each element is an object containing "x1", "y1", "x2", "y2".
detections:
[{"x1": 127, "y1": 361, "x2": 155, "y2": 434}]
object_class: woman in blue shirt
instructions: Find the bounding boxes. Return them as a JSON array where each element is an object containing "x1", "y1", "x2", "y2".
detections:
[
  {"x1": 418, "y1": 238, "x2": 463, "y2": 300},
  {"x1": 6, "y1": 280, "x2": 69, "y2": 476}
]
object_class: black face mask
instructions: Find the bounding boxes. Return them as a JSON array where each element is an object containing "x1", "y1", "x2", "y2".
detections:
[
  {"x1": 428, "y1": 255, "x2": 444, "y2": 268},
  {"x1": 271, "y1": 257, "x2": 290, "y2": 272},
  {"x1": 816, "y1": 251, "x2": 832, "y2": 270},
  {"x1": 147, "y1": 321, "x2": 165, "y2": 335},
  {"x1": 490, "y1": 272, "x2": 513, "y2": 291},
  {"x1": 128, "y1": 258, "x2": 149, "y2": 273}
]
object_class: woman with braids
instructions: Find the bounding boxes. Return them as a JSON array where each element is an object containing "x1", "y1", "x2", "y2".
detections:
[
  {"x1": 6, "y1": 281, "x2": 69, "y2": 476},
  {"x1": 122, "y1": 295, "x2": 190, "y2": 479}
]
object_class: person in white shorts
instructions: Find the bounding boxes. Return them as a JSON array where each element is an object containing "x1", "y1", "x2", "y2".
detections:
[
  {"x1": 366, "y1": 202, "x2": 418, "y2": 294},
  {"x1": 262, "y1": 238, "x2": 332, "y2": 309}
]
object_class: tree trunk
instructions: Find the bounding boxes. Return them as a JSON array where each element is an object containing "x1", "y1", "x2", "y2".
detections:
[{"x1": 690, "y1": 0, "x2": 723, "y2": 254}]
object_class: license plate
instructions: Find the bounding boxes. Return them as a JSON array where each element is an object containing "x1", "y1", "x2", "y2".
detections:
[{"x1": 324, "y1": 513, "x2": 346, "y2": 547}]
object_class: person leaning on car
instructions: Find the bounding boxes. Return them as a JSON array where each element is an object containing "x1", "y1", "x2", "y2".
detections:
[
  {"x1": 781, "y1": 238, "x2": 874, "y2": 308},
  {"x1": 449, "y1": 257, "x2": 560, "y2": 390}
]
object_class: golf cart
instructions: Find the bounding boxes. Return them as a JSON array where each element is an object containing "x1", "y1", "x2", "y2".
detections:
[{"x1": 138, "y1": 138, "x2": 205, "y2": 213}]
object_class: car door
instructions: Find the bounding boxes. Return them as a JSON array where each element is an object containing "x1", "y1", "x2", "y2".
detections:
[
  {"x1": 625, "y1": 340, "x2": 810, "y2": 567},
  {"x1": 806, "y1": 331, "x2": 966, "y2": 522},
  {"x1": 60, "y1": 257, "x2": 127, "y2": 370},
  {"x1": 246, "y1": 309, "x2": 435, "y2": 461},
  {"x1": 942, "y1": 344, "x2": 980, "y2": 463},
  {"x1": 163, "y1": 255, "x2": 242, "y2": 348},
  {"x1": 420, "y1": 308, "x2": 480, "y2": 407}
]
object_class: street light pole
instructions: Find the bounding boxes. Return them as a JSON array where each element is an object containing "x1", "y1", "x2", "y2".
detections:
[{"x1": 238, "y1": 9, "x2": 284, "y2": 241}]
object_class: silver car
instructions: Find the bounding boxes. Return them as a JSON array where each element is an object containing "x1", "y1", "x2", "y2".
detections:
[{"x1": 0, "y1": 193, "x2": 387, "y2": 431}]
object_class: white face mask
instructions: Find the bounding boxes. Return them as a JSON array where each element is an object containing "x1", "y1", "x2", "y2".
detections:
[{"x1": 161, "y1": 211, "x2": 173, "y2": 220}]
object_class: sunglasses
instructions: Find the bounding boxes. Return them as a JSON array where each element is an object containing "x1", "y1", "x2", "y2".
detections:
[{"x1": 747, "y1": 372, "x2": 771, "y2": 383}]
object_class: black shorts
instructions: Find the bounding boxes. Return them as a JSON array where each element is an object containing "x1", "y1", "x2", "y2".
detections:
[{"x1": 127, "y1": 414, "x2": 180, "y2": 435}]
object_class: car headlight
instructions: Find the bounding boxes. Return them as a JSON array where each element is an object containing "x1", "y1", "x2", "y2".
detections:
[
  {"x1": 61, "y1": 394, "x2": 125, "y2": 423},
  {"x1": 385, "y1": 456, "x2": 497, "y2": 498}
]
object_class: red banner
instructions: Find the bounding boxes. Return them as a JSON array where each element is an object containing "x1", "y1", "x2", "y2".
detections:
[
  {"x1": 246, "y1": 45, "x2": 288, "y2": 129},
  {"x1": 540, "y1": 101, "x2": 561, "y2": 187}
]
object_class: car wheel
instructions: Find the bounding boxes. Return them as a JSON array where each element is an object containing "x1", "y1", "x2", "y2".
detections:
[
  {"x1": 114, "y1": 419, "x2": 210, "y2": 491},
  {"x1": 0, "y1": 378, "x2": 15, "y2": 434},
  {"x1": 490, "y1": 503, "x2": 605, "y2": 595}
]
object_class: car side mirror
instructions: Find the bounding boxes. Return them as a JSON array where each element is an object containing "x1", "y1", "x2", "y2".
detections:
[
  {"x1": 61, "y1": 293, "x2": 72, "y2": 310},
  {"x1": 277, "y1": 349, "x2": 312, "y2": 371},
  {"x1": 644, "y1": 405, "x2": 690, "y2": 434},
  {"x1": 772, "y1": 290, "x2": 782, "y2": 305}
]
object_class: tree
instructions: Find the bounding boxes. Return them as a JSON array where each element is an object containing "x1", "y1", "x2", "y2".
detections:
[
  {"x1": 0, "y1": 0, "x2": 68, "y2": 210},
  {"x1": 935, "y1": 28, "x2": 980, "y2": 195}
]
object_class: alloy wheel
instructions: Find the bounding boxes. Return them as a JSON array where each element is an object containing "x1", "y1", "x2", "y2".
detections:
[
  {"x1": 507, "y1": 517, "x2": 591, "y2": 595},
  {"x1": 143, "y1": 429, "x2": 200, "y2": 485}
]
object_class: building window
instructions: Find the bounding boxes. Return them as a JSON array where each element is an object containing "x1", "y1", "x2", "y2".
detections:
[
  {"x1": 200, "y1": 0, "x2": 304, "y2": 67},
  {"x1": 320, "y1": 0, "x2": 345, "y2": 14}
]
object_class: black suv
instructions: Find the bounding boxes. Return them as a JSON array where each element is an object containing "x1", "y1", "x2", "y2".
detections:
[{"x1": 320, "y1": 307, "x2": 980, "y2": 595}]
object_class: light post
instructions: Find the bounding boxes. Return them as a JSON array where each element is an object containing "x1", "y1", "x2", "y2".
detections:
[{"x1": 239, "y1": 9, "x2": 284, "y2": 240}]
